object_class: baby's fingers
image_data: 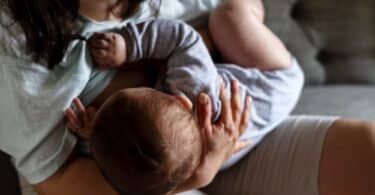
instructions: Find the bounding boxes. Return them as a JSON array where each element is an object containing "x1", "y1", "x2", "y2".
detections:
[
  {"x1": 65, "y1": 108, "x2": 82, "y2": 131},
  {"x1": 73, "y1": 98, "x2": 90, "y2": 126},
  {"x1": 87, "y1": 107, "x2": 97, "y2": 121},
  {"x1": 67, "y1": 123, "x2": 80, "y2": 135}
]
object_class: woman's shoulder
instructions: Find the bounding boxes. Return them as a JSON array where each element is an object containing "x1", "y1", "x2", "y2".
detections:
[{"x1": 0, "y1": 6, "x2": 30, "y2": 60}]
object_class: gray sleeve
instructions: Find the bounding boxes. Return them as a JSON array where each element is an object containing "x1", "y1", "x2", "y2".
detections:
[
  {"x1": 119, "y1": 19, "x2": 221, "y2": 114},
  {"x1": 218, "y1": 59, "x2": 305, "y2": 168},
  {"x1": 218, "y1": 58, "x2": 305, "y2": 135}
]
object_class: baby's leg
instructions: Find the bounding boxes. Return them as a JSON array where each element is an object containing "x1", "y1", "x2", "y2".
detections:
[{"x1": 209, "y1": 0, "x2": 291, "y2": 70}]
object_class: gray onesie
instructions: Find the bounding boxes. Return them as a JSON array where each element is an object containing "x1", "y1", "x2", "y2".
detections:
[{"x1": 115, "y1": 18, "x2": 304, "y2": 167}]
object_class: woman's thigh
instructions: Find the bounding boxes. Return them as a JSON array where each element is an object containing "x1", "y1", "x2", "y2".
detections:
[
  {"x1": 319, "y1": 119, "x2": 375, "y2": 195},
  {"x1": 202, "y1": 116, "x2": 337, "y2": 195}
]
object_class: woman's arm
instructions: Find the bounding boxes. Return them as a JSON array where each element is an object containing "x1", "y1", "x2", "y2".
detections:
[{"x1": 33, "y1": 154, "x2": 118, "y2": 195}]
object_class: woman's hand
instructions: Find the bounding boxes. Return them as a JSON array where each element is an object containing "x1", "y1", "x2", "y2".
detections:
[
  {"x1": 65, "y1": 98, "x2": 97, "y2": 139},
  {"x1": 194, "y1": 79, "x2": 252, "y2": 184},
  {"x1": 173, "y1": 79, "x2": 252, "y2": 193},
  {"x1": 199, "y1": 79, "x2": 252, "y2": 161}
]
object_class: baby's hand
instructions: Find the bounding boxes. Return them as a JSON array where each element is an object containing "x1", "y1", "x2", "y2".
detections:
[
  {"x1": 65, "y1": 98, "x2": 97, "y2": 139},
  {"x1": 88, "y1": 32, "x2": 127, "y2": 68}
]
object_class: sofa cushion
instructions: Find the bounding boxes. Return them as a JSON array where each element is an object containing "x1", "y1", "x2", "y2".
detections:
[
  {"x1": 263, "y1": 0, "x2": 325, "y2": 85},
  {"x1": 264, "y1": 0, "x2": 375, "y2": 85},
  {"x1": 291, "y1": 0, "x2": 375, "y2": 84},
  {"x1": 293, "y1": 86, "x2": 375, "y2": 119}
]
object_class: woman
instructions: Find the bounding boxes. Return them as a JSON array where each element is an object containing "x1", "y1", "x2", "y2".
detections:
[{"x1": 0, "y1": 0, "x2": 374, "y2": 195}]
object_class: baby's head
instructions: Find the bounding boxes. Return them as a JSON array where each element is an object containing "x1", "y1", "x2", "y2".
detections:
[{"x1": 90, "y1": 88, "x2": 202, "y2": 194}]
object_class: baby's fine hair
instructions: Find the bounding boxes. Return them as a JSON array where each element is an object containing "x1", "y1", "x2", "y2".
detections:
[{"x1": 90, "y1": 89, "x2": 202, "y2": 195}]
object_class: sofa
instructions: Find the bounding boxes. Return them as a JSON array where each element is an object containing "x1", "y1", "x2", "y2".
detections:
[
  {"x1": 1, "y1": 0, "x2": 375, "y2": 194},
  {"x1": 265, "y1": 0, "x2": 375, "y2": 119}
]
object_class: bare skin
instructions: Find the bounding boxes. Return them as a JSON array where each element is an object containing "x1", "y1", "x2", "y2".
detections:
[
  {"x1": 88, "y1": 32, "x2": 127, "y2": 68},
  {"x1": 319, "y1": 119, "x2": 375, "y2": 195},
  {"x1": 209, "y1": 0, "x2": 291, "y2": 70},
  {"x1": 34, "y1": 0, "x2": 375, "y2": 195}
]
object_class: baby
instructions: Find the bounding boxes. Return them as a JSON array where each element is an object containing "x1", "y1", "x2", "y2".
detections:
[
  {"x1": 92, "y1": 88, "x2": 202, "y2": 194},
  {"x1": 66, "y1": 18, "x2": 303, "y2": 194}
]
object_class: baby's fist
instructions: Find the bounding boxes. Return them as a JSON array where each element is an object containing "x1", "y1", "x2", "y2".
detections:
[{"x1": 88, "y1": 32, "x2": 127, "y2": 68}]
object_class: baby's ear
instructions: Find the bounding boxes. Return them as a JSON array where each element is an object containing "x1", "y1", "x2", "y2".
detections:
[{"x1": 175, "y1": 95, "x2": 193, "y2": 110}]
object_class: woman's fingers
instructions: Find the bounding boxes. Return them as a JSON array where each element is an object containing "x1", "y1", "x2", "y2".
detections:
[
  {"x1": 218, "y1": 78, "x2": 232, "y2": 128},
  {"x1": 197, "y1": 93, "x2": 214, "y2": 155},
  {"x1": 230, "y1": 79, "x2": 241, "y2": 123},
  {"x1": 239, "y1": 96, "x2": 252, "y2": 135},
  {"x1": 197, "y1": 93, "x2": 213, "y2": 138},
  {"x1": 231, "y1": 139, "x2": 252, "y2": 154}
]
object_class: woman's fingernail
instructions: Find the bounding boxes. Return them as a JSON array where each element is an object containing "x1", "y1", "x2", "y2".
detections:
[{"x1": 232, "y1": 79, "x2": 238, "y2": 86}]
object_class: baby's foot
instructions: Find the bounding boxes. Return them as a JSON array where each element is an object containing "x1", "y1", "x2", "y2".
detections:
[{"x1": 88, "y1": 32, "x2": 127, "y2": 68}]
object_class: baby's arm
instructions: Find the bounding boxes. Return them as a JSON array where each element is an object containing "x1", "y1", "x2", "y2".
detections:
[
  {"x1": 88, "y1": 19, "x2": 222, "y2": 116},
  {"x1": 118, "y1": 19, "x2": 221, "y2": 110}
]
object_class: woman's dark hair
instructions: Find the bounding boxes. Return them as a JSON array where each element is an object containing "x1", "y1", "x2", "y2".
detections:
[{"x1": 0, "y1": 0, "x2": 160, "y2": 69}]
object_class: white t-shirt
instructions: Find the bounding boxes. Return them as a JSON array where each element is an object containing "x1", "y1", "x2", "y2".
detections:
[{"x1": 0, "y1": 0, "x2": 222, "y2": 184}]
